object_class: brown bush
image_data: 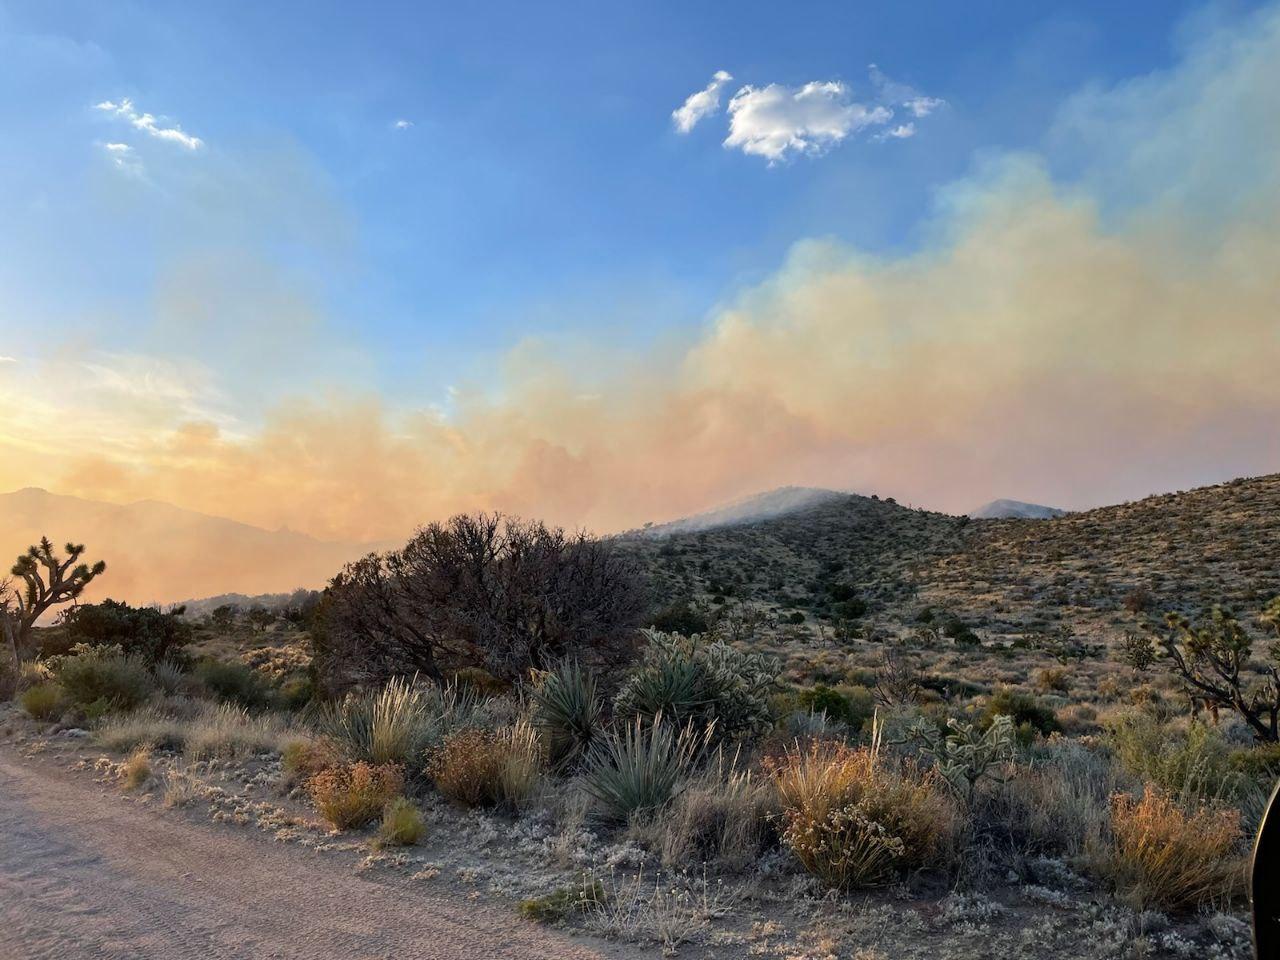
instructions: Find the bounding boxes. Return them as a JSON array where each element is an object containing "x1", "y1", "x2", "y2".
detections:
[
  {"x1": 307, "y1": 762, "x2": 404, "y2": 830},
  {"x1": 427, "y1": 725, "x2": 541, "y2": 809},
  {"x1": 1108, "y1": 785, "x2": 1245, "y2": 911},
  {"x1": 768, "y1": 740, "x2": 956, "y2": 888}
]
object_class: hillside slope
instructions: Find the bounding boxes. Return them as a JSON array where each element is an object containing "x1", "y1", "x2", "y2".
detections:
[
  {"x1": 0, "y1": 488, "x2": 380, "y2": 607},
  {"x1": 625, "y1": 474, "x2": 1280, "y2": 643}
]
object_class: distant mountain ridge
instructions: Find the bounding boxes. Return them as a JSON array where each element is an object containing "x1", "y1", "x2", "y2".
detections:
[
  {"x1": 0, "y1": 487, "x2": 383, "y2": 608},
  {"x1": 970, "y1": 499, "x2": 1068, "y2": 520}
]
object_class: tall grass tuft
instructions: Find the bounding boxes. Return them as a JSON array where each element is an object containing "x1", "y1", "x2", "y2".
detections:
[
  {"x1": 427, "y1": 721, "x2": 543, "y2": 809},
  {"x1": 582, "y1": 715, "x2": 705, "y2": 822},
  {"x1": 1108, "y1": 785, "x2": 1245, "y2": 911}
]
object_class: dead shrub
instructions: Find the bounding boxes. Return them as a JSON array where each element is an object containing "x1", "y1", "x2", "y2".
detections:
[
  {"x1": 308, "y1": 762, "x2": 404, "y2": 830},
  {"x1": 427, "y1": 724, "x2": 542, "y2": 809},
  {"x1": 1108, "y1": 785, "x2": 1245, "y2": 911}
]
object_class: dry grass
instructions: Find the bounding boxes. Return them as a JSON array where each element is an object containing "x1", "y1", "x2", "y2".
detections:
[
  {"x1": 19, "y1": 682, "x2": 67, "y2": 721},
  {"x1": 427, "y1": 723, "x2": 543, "y2": 809},
  {"x1": 1108, "y1": 785, "x2": 1245, "y2": 911},
  {"x1": 377, "y1": 796, "x2": 426, "y2": 847},
  {"x1": 93, "y1": 702, "x2": 292, "y2": 759},
  {"x1": 120, "y1": 748, "x2": 153, "y2": 790},
  {"x1": 659, "y1": 757, "x2": 777, "y2": 871},
  {"x1": 308, "y1": 762, "x2": 404, "y2": 830},
  {"x1": 769, "y1": 739, "x2": 956, "y2": 888}
]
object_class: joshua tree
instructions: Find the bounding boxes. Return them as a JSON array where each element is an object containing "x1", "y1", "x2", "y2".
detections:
[
  {"x1": 1125, "y1": 604, "x2": 1280, "y2": 743},
  {"x1": 0, "y1": 538, "x2": 106, "y2": 668}
]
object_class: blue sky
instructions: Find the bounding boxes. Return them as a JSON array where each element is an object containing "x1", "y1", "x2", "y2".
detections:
[
  {"x1": 0, "y1": 0, "x2": 1245, "y2": 400},
  {"x1": 1, "y1": 0, "x2": 1278, "y2": 538}
]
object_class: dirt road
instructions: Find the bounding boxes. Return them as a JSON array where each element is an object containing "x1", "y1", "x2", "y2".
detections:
[{"x1": 0, "y1": 750, "x2": 641, "y2": 960}]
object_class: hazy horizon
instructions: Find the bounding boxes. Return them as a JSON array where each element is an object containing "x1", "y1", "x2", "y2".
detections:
[{"x1": 3, "y1": 1, "x2": 1279, "y2": 546}]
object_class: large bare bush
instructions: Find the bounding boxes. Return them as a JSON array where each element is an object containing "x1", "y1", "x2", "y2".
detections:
[{"x1": 315, "y1": 513, "x2": 649, "y2": 688}]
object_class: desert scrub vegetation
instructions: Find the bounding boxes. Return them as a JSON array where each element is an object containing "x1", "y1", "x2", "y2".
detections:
[
  {"x1": 1107, "y1": 786, "x2": 1246, "y2": 911},
  {"x1": 51, "y1": 643, "x2": 153, "y2": 714},
  {"x1": 531, "y1": 658, "x2": 602, "y2": 768},
  {"x1": 377, "y1": 796, "x2": 426, "y2": 846},
  {"x1": 19, "y1": 681, "x2": 67, "y2": 721},
  {"x1": 582, "y1": 716, "x2": 707, "y2": 822},
  {"x1": 119, "y1": 747, "x2": 153, "y2": 790},
  {"x1": 426, "y1": 722, "x2": 542, "y2": 809},
  {"x1": 307, "y1": 761, "x2": 404, "y2": 830},
  {"x1": 769, "y1": 738, "x2": 956, "y2": 888},
  {"x1": 94, "y1": 701, "x2": 292, "y2": 758}
]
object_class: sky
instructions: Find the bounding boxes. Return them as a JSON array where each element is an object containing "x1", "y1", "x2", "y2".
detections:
[{"x1": 1, "y1": 0, "x2": 1278, "y2": 543}]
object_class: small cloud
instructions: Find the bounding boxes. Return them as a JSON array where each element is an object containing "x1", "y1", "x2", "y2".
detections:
[
  {"x1": 874, "y1": 123, "x2": 916, "y2": 142},
  {"x1": 100, "y1": 141, "x2": 143, "y2": 175},
  {"x1": 0, "y1": 355, "x2": 17, "y2": 364},
  {"x1": 95, "y1": 98, "x2": 204, "y2": 150},
  {"x1": 724, "y1": 81, "x2": 891, "y2": 163},
  {"x1": 392, "y1": 119, "x2": 413, "y2": 130},
  {"x1": 672, "y1": 70, "x2": 733, "y2": 134},
  {"x1": 868, "y1": 64, "x2": 946, "y2": 118}
]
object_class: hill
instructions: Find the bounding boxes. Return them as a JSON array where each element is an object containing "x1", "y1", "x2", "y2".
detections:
[
  {"x1": 0, "y1": 488, "x2": 380, "y2": 608},
  {"x1": 969, "y1": 499, "x2": 1067, "y2": 520},
  {"x1": 625, "y1": 473, "x2": 1280, "y2": 644}
]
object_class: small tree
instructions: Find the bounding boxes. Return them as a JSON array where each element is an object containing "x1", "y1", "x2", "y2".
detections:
[
  {"x1": 0, "y1": 538, "x2": 105, "y2": 668},
  {"x1": 1125, "y1": 604, "x2": 1280, "y2": 743}
]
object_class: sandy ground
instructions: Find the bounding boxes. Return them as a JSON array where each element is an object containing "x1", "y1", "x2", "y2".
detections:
[{"x1": 0, "y1": 748, "x2": 645, "y2": 960}]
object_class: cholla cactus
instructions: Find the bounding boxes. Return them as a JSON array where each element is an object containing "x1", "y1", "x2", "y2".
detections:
[{"x1": 906, "y1": 714, "x2": 1016, "y2": 805}]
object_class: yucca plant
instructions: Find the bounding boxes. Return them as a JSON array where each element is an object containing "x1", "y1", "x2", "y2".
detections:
[
  {"x1": 582, "y1": 714, "x2": 706, "y2": 822},
  {"x1": 532, "y1": 659, "x2": 603, "y2": 768}
]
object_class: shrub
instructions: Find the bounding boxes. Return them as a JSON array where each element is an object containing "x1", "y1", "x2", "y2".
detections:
[
  {"x1": 614, "y1": 630, "x2": 780, "y2": 741},
  {"x1": 281, "y1": 737, "x2": 339, "y2": 785},
  {"x1": 906, "y1": 715, "x2": 1016, "y2": 806},
  {"x1": 52, "y1": 644, "x2": 153, "y2": 712},
  {"x1": 659, "y1": 757, "x2": 777, "y2": 871},
  {"x1": 95, "y1": 702, "x2": 290, "y2": 758},
  {"x1": 58, "y1": 599, "x2": 192, "y2": 666},
  {"x1": 378, "y1": 796, "x2": 426, "y2": 846},
  {"x1": 769, "y1": 740, "x2": 956, "y2": 888},
  {"x1": 797, "y1": 684, "x2": 875, "y2": 732},
  {"x1": 450, "y1": 666, "x2": 510, "y2": 698},
  {"x1": 532, "y1": 659, "x2": 603, "y2": 769},
  {"x1": 151, "y1": 659, "x2": 188, "y2": 696},
  {"x1": 427, "y1": 723, "x2": 542, "y2": 809},
  {"x1": 517, "y1": 878, "x2": 608, "y2": 923},
  {"x1": 583, "y1": 716, "x2": 705, "y2": 822},
  {"x1": 120, "y1": 748, "x2": 152, "y2": 790},
  {"x1": 981, "y1": 688, "x2": 1059, "y2": 739},
  {"x1": 1108, "y1": 786, "x2": 1244, "y2": 911},
  {"x1": 318, "y1": 676, "x2": 434, "y2": 768},
  {"x1": 19, "y1": 682, "x2": 67, "y2": 721},
  {"x1": 1035, "y1": 667, "x2": 1070, "y2": 695},
  {"x1": 194, "y1": 660, "x2": 273, "y2": 709},
  {"x1": 308, "y1": 762, "x2": 404, "y2": 830},
  {"x1": 1108, "y1": 713, "x2": 1243, "y2": 803}
]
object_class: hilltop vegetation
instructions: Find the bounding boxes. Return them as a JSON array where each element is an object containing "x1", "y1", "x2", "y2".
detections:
[{"x1": 626, "y1": 472, "x2": 1280, "y2": 647}]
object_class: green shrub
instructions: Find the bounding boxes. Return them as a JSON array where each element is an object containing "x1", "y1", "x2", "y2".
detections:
[
  {"x1": 797, "y1": 684, "x2": 875, "y2": 732},
  {"x1": 19, "y1": 682, "x2": 67, "y2": 721},
  {"x1": 1229, "y1": 741, "x2": 1280, "y2": 783},
  {"x1": 194, "y1": 660, "x2": 273, "y2": 709},
  {"x1": 277, "y1": 675, "x2": 315, "y2": 710},
  {"x1": 517, "y1": 878, "x2": 607, "y2": 923},
  {"x1": 583, "y1": 716, "x2": 705, "y2": 822},
  {"x1": 1108, "y1": 713, "x2": 1243, "y2": 803},
  {"x1": 531, "y1": 659, "x2": 602, "y2": 768},
  {"x1": 615, "y1": 630, "x2": 780, "y2": 741},
  {"x1": 378, "y1": 796, "x2": 426, "y2": 846},
  {"x1": 646, "y1": 599, "x2": 710, "y2": 636},
  {"x1": 58, "y1": 598, "x2": 192, "y2": 665},
  {"x1": 52, "y1": 644, "x2": 153, "y2": 712},
  {"x1": 981, "y1": 688, "x2": 1059, "y2": 739}
]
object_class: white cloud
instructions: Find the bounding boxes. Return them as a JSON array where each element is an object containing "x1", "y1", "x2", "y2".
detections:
[
  {"x1": 672, "y1": 70, "x2": 733, "y2": 134},
  {"x1": 724, "y1": 81, "x2": 891, "y2": 163},
  {"x1": 868, "y1": 64, "x2": 946, "y2": 119},
  {"x1": 392, "y1": 119, "x2": 413, "y2": 130},
  {"x1": 95, "y1": 98, "x2": 204, "y2": 150},
  {"x1": 0, "y1": 356, "x2": 17, "y2": 364},
  {"x1": 100, "y1": 141, "x2": 143, "y2": 175},
  {"x1": 904, "y1": 96, "x2": 944, "y2": 118},
  {"x1": 874, "y1": 123, "x2": 916, "y2": 141}
]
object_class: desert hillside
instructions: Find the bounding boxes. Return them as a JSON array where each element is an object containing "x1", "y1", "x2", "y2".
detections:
[
  {"x1": 625, "y1": 473, "x2": 1280, "y2": 643},
  {"x1": 0, "y1": 488, "x2": 382, "y2": 607}
]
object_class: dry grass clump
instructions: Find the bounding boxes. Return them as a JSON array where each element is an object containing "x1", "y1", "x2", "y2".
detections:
[
  {"x1": 1108, "y1": 786, "x2": 1245, "y2": 911},
  {"x1": 659, "y1": 757, "x2": 778, "y2": 871},
  {"x1": 377, "y1": 796, "x2": 426, "y2": 846},
  {"x1": 308, "y1": 761, "x2": 404, "y2": 830},
  {"x1": 317, "y1": 676, "x2": 434, "y2": 767},
  {"x1": 281, "y1": 737, "x2": 339, "y2": 786},
  {"x1": 183, "y1": 703, "x2": 290, "y2": 759},
  {"x1": 769, "y1": 739, "x2": 955, "y2": 888},
  {"x1": 19, "y1": 682, "x2": 67, "y2": 721},
  {"x1": 120, "y1": 748, "x2": 153, "y2": 790},
  {"x1": 427, "y1": 723, "x2": 542, "y2": 809}
]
